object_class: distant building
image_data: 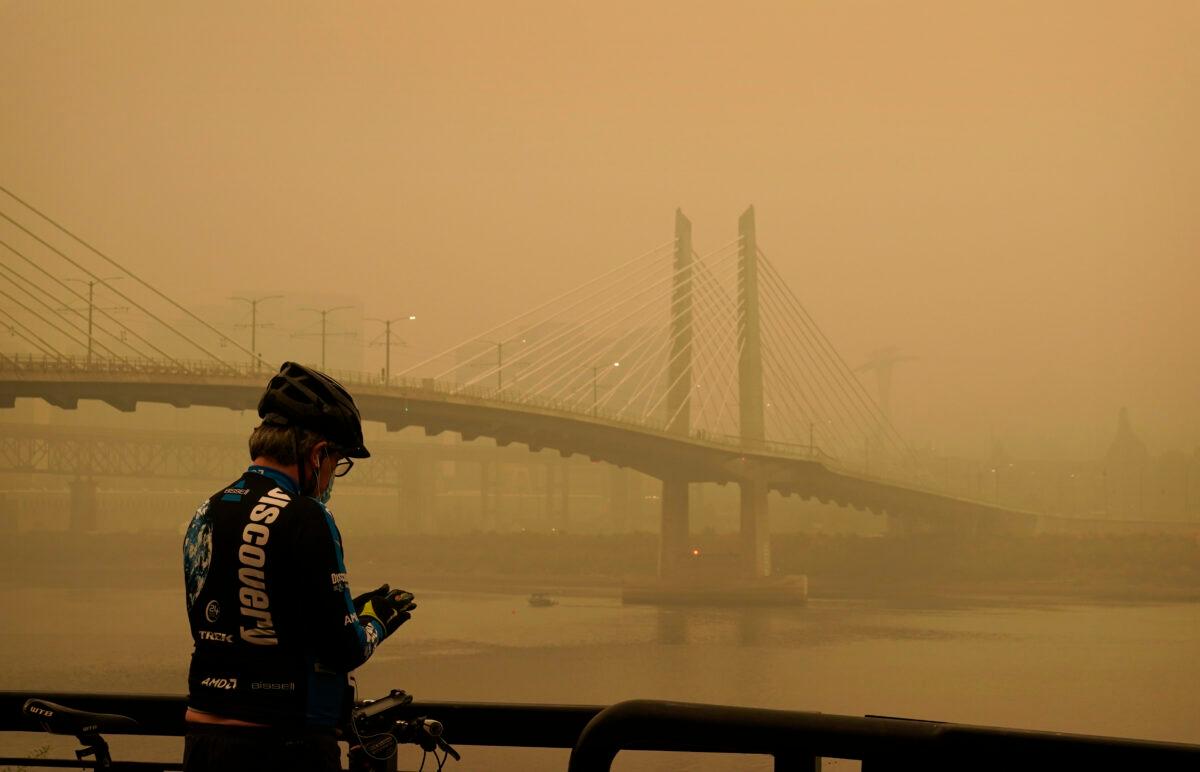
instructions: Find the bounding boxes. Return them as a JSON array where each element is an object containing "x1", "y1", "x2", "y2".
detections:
[{"x1": 1103, "y1": 407, "x2": 1149, "y2": 517}]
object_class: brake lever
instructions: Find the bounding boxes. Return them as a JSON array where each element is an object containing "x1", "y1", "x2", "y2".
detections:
[{"x1": 437, "y1": 736, "x2": 461, "y2": 761}]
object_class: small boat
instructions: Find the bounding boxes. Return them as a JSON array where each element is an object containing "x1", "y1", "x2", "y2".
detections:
[{"x1": 528, "y1": 592, "x2": 558, "y2": 607}]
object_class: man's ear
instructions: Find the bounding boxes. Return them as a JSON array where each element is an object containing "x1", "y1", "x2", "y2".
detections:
[{"x1": 309, "y1": 441, "x2": 328, "y2": 469}]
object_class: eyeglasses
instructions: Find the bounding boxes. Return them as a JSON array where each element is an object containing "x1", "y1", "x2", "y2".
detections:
[{"x1": 333, "y1": 457, "x2": 354, "y2": 478}]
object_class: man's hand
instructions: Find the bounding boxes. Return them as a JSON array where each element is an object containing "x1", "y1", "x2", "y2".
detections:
[
  {"x1": 358, "y1": 589, "x2": 417, "y2": 639},
  {"x1": 353, "y1": 584, "x2": 390, "y2": 610}
]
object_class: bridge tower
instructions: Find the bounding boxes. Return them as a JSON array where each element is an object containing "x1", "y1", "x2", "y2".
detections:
[
  {"x1": 659, "y1": 209, "x2": 693, "y2": 578},
  {"x1": 738, "y1": 206, "x2": 770, "y2": 578}
]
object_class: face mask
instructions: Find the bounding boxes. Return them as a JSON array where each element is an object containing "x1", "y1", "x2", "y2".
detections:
[
  {"x1": 317, "y1": 473, "x2": 335, "y2": 505},
  {"x1": 311, "y1": 449, "x2": 335, "y2": 505}
]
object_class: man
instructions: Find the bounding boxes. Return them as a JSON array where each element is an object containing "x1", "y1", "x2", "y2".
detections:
[{"x1": 182, "y1": 361, "x2": 415, "y2": 771}]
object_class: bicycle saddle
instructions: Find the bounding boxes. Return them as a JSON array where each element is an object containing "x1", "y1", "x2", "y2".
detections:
[{"x1": 22, "y1": 699, "x2": 138, "y2": 736}]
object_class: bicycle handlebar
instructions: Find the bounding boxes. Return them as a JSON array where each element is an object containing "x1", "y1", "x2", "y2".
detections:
[{"x1": 349, "y1": 689, "x2": 460, "y2": 767}]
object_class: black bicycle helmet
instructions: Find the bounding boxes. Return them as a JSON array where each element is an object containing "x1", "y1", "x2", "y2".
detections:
[{"x1": 257, "y1": 361, "x2": 370, "y2": 458}]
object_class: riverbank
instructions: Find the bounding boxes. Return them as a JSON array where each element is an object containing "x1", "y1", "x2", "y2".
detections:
[{"x1": 3, "y1": 530, "x2": 1197, "y2": 603}]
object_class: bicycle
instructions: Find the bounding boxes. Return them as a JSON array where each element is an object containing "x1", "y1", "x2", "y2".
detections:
[
  {"x1": 346, "y1": 689, "x2": 460, "y2": 772},
  {"x1": 19, "y1": 691, "x2": 459, "y2": 772},
  {"x1": 21, "y1": 697, "x2": 139, "y2": 770}
]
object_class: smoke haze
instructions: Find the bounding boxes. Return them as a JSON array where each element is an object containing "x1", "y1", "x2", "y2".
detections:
[{"x1": 2, "y1": 1, "x2": 1198, "y2": 455}]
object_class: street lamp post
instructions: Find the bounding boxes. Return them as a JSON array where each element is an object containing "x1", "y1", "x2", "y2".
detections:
[
  {"x1": 298, "y1": 306, "x2": 355, "y2": 370},
  {"x1": 65, "y1": 276, "x2": 122, "y2": 366},
  {"x1": 368, "y1": 314, "x2": 417, "y2": 385},
  {"x1": 232, "y1": 295, "x2": 283, "y2": 371},
  {"x1": 590, "y1": 361, "x2": 620, "y2": 416}
]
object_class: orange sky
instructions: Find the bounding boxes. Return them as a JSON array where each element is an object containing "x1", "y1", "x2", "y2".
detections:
[{"x1": 2, "y1": 1, "x2": 1197, "y2": 457}]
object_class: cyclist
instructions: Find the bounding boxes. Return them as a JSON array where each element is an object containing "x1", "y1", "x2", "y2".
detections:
[{"x1": 182, "y1": 361, "x2": 416, "y2": 772}]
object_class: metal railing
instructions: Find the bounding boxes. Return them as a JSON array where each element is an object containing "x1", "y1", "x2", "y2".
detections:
[
  {"x1": 2, "y1": 352, "x2": 965, "y2": 495},
  {"x1": 0, "y1": 352, "x2": 841, "y2": 462},
  {"x1": 2, "y1": 692, "x2": 1198, "y2": 771}
]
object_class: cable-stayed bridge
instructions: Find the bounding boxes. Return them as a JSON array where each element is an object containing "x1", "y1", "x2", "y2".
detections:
[{"x1": 0, "y1": 187, "x2": 1037, "y2": 580}]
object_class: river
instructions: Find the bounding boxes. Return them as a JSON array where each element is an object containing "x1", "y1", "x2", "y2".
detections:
[{"x1": 1, "y1": 586, "x2": 1196, "y2": 770}]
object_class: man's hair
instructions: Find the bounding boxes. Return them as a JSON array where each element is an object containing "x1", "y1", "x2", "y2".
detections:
[{"x1": 248, "y1": 423, "x2": 325, "y2": 466}]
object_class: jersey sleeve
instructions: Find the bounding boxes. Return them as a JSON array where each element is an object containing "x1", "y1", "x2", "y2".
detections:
[{"x1": 291, "y1": 504, "x2": 385, "y2": 673}]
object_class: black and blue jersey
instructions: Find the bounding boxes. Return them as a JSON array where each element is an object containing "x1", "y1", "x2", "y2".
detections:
[{"x1": 183, "y1": 465, "x2": 384, "y2": 727}]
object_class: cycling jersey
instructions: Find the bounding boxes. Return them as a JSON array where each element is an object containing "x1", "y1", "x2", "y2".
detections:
[{"x1": 183, "y1": 465, "x2": 384, "y2": 727}]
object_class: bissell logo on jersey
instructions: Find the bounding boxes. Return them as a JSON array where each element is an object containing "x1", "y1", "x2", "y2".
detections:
[
  {"x1": 251, "y1": 681, "x2": 296, "y2": 691},
  {"x1": 238, "y1": 486, "x2": 291, "y2": 646}
]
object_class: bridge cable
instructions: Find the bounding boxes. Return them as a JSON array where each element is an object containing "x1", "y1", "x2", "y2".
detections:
[
  {"x1": 444, "y1": 237, "x2": 742, "y2": 394},
  {"x1": 758, "y1": 278, "x2": 873, "y2": 462},
  {"x1": 537, "y1": 250, "x2": 732, "y2": 412},
  {"x1": 0, "y1": 265, "x2": 124, "y2": 359},
  {"x1": 759, "y1": 253, "x2": 915, "y2": 469},
  {"x1": 704, "y1": 256, "x2": 822, "y2": 448},
  {"x1": 758, "y1": 250, "x2": 900, "y2": 446},
  {"x1": 759, "y1": 327, "x2": 847, "y2": 457},
  {"x1": 400, "y1": 239, "x2": 676, "y2": 377},
  {"x1": 758, "y1": 251, "x2": 922, "y2": 476},
  {"x1": 696, "y1": 256, "x2": 816, "y2": 446},
  {"x1": 688, "y1": 255, "x2": 746, "y2": 438},
  {"x1": 593, "y1": 323, "x2": 673, "y2": 419},
  {"x1": 0, "y1": 287, "x2": 94, "y2": 352},
  {"x1": 484, "y1": 242, "x2": 722, "y2": 395},
  {"x1": 601, "y1": 245, "x2": 740, "y2": 424},
  {"x1": 715, "y1": 250, "x2": 862, "y2": 456},
  {"x1": 743, "y1": 285, "x2": 831, "y2": 449},
  {"x1": 0, "y1": 238, "x2": 184, "y2": 365},
  {"x1": 0, "y1": 306, "x2": 68, "y2": 358},
  {"x1": 590, "y1": 241, "x2": 743, "y2": 421},
  {"x1": 590, "y1": 301, "x2": 681, "y2": 408},
  {"x1": 637, "y1": 265, "x2": 741, "y2": 427},
  {"x1": 760, "y1": 328, "x2": 842, "y2": 454},
  {"x1": 537, "y1": 272, "x2": 684, "y2": 408},
  {"x1": 756, "y1": 264, "x2": 882, "y2": 453},
  {"x1": 755, "y1": 279, "x2": 859, "y2": 454},
  {"x1": 0, "y1": 209, "x2": 235, "y2": 369},
  {"x1": 554, "y1": 314, "x2": 676, "y2": 415},
  {"x1": 698, "y1": 254, "x2": 755, "y2": 437},
  {"x1": 0, "y1": 187, "x2": 254, "y2": 363},
  {"x1": 433, "y1": 246, "x2": 671, "y2": 386},
  {"x1": 501, "y1": 248, "x2": 735, "y2": 401},
  {"x1": 601, "y1": 320, "x2": 675, "y2": 419},
  {"x1": 638, "y1": 243, "x2": 739, "y2": 429}
]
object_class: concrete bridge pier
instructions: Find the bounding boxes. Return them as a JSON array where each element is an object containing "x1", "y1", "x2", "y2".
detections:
[
  {"x1": 659, "y1": 477, "x2": 690, "y2": 578},
  {"x1": 657, "y1": 209, "x2": 694, "y2": 579},
  {"x1": 737, "y1": 206, "x2": 771, "y2": 580},
  {"x1": 68, "y1": 478, "x2": 98, "y2": 532},
  {"x1": 739, "y1": 479, "x2": 770, "y2": 578}
]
